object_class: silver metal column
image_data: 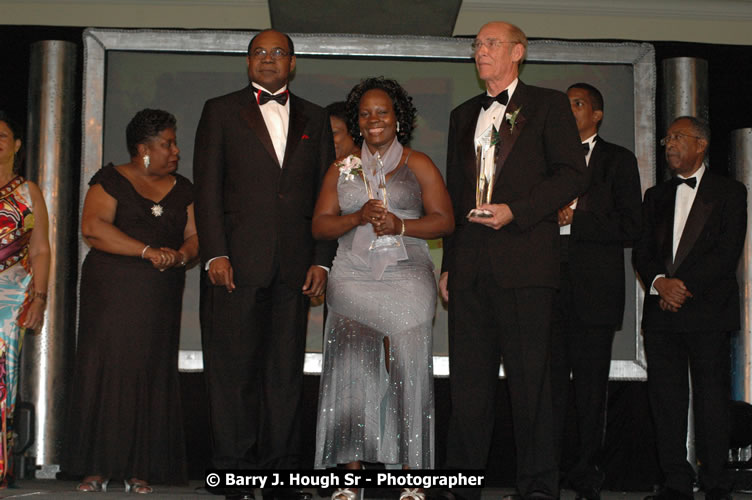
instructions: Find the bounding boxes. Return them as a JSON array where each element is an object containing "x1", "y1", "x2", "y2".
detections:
[
  {"x1": 732, "y1": 127, "x2": 752, "y2": 403},
  {"x1": 20, "y1": 40, "x2": 78, "y2": 479},
  {"x1": 661, "y1": 57, "x2": 709, "y2": 180}
]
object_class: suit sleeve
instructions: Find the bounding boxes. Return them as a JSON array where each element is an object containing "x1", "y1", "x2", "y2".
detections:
[
  {"x1": 193, "y1": 99, "x2": 228, "y2": 266},
  {"x1": 507, "y1": 92, "x2": 590, "y2": 231},
  {"x1": 441, "y1": 109, "x2": 462, "y2": 274},
  {"x1": 681, "y1": 180, "x2": 747, "y2": 296},
  {"x1": 572, "y1": 148, "x2": 642, "y2": 243},
  {"x1": 633, "y1": 186, "x2": 664, "y2": 290},
  {"x1": 312, "y1": 112, "x2": 338, "y2": 268}
]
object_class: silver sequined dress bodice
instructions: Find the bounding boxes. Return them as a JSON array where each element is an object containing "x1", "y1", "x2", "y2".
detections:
[{"x1": 314, "y1": 162, "x2": 436, "y2": 469}]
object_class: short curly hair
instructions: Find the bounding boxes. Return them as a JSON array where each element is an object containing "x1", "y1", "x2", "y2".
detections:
[
  {"x1": 125, "y1": 108, "x2": 177, "y2": 158},
  {"x1": 345, "y1": 77, "x2": 416, "y2": 147}
]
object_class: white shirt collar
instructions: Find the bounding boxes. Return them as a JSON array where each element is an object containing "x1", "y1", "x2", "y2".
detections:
[
  {"x1": 252, "y1": 83, "x2": 288, "y2": 95},
  {"x1": 678, "y1": 163, "x2": 706, "y2": 184},
  {"x1": 486, "y1": 78, "x2": 518, "y2": 102}
]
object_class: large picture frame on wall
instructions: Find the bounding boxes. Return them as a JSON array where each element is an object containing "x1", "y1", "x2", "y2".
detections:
[{"x1": 80, "y1": 28, "x2": 655, "y2": 379}]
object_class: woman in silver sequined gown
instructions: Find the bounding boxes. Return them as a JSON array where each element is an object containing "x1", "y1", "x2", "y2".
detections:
[{"x1": 312, "y1": 78, "x2": 454, "y2": 500}]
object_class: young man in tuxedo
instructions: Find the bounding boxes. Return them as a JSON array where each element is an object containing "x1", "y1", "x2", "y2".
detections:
[
  {"x1": 551, "y1": 83, "x2": 643, "y2": 500},
  {"x1": 438, "y1": 21, "x2": 589, "y2": 500},
  {"x1": 193, "y1": 29, "x2": 335, "y2": 500},
  {"x1": 634, "y1": 116, "x2": 746, "y2": 500}
]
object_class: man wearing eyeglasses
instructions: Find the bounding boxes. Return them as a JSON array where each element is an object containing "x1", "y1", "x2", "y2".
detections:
[
  {"x1": 550, "y1": 83, "x2": 642, "y2": 500},
  {"x1": 194, "y1": 29, "x2": 335, "y2": 500},
  {"x1": 634, "y1": 116, "x2": 746, "y2": 500},
  {"x1": 439, "y1": 21, "x2": 589, "y2": 500}
]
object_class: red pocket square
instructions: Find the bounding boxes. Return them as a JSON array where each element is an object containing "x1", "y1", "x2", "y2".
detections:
[{"x1": 302, "y1": 134, "x2": 310, "y2": 140}]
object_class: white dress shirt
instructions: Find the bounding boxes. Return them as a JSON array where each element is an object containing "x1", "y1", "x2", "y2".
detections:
[
  {"x1": 649, "y1": 164, "x2": 706, "y2": 294},
  {"x1": 474, "y1": 78, "x2": 518, "y2": 143},
  {"x1": 253, "y1": 83, "x2": 290, "y2": 167},
  {"x1": 472, "y1": 79, "x2": 518, "y2": 209}
]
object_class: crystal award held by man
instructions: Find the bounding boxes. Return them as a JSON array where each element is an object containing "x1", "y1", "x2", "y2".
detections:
[{"x1": 468, "y1": 124, "x2": 498, "y2": 218}]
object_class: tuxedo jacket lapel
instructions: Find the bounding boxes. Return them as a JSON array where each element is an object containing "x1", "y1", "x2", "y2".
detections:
[
  {"x1": 672, "y1": 178, "x2": 714, "y2": 272},
  {"x1": 657, "y1": 186, "x2": 677, "y2": 275},
  {"x1": 576, "y1": 137, "x2": 600, "y2": 211},
  {"x1": 239, "y1": 88, "x2": 280, "y2": 167},
  {"x1": 282, "y1": 94, "x2": 308, "y2": 169},
  {"x1": 493, "y1": 84, "x2": 527, "y2": 183},
  {"x1": 462, "y1": 95, "x2": 484, "y2": 182}
]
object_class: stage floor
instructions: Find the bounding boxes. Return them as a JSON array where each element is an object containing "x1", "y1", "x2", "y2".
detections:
[{"x1": 1, "y1": 481, "x2": 751, "y2": 499}]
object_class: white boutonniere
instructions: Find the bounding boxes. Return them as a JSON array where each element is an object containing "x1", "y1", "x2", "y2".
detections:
[
  {"x1": 337, "y1": 154, "x2": 363, "y2": 181},
  {"x1": 505, "y1": 107, "x2": 522, "y2": 133}
]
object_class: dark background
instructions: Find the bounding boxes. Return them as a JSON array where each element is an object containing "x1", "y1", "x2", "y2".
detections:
[{"x1": 2, "y1": 25, "x2": 751, "y2": 489}]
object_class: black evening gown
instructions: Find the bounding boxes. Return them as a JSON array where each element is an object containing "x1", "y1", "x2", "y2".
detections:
[{"x1": 64, "y1": 164, "x2": 191, "y2": 484}]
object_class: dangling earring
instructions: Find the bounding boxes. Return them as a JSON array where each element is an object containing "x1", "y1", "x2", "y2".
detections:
[
  {"x1": 143, "y1": 154, "x2": 150, "y2": 169},
  {"x1": 396, "y1": 122, "x2": 400, "y2": 133}
]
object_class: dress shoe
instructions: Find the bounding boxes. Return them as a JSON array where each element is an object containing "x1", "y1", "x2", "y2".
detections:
[
  {"x1": 644, "y1": 487, "x2": 694, "y2": 500},
  {"x1": 705, "y1": 488, "x2": 732, "y2": 500}
]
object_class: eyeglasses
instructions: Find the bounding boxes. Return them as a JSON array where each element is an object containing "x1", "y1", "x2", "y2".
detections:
[
  {"x1": 251, "y1": 47, "x2": 291, "y2": 60},
  {"x1": 660, "y1": 132, "x2": 702, "y2": 146},
  {"x1": 471, "y1": 38, "x2": 518, "y2": 54}
]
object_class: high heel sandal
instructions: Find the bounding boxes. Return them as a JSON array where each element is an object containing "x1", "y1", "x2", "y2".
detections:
[
  {"x1": 332, "y1": 488, "x2": 362, "y2": 500},
  {"x1": 400, "y1": 488, "x2": 425, "y2": 500},
  {"x1": 124, "y1": 478, "x2": 153, "y2": 494},
  {"x1": 76, "y1": 477, "x2": 109, "y2": 492}
]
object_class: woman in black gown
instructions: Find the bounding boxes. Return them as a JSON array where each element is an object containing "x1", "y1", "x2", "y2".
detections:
[{"x1": 64, "y1": 109, "x2": 198, "y2": 493}]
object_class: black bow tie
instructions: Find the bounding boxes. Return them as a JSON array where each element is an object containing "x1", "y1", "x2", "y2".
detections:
[
  {"x1": 481, "y1": 90, "x2": 509, "y2": 110},
  {"x1": 582, "y1": 142, "x2": 590, "y2": 154},
  {"x1": 672, "y1": 176, "x2": 697, "y2": 189},
  {"x1": 257, "y1": 89, "x2": 289, "y2": 106}
]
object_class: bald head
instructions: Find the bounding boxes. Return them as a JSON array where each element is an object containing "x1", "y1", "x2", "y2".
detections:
[{"x1": 478, "y1": 21, "x2": 528, "y2": 62}]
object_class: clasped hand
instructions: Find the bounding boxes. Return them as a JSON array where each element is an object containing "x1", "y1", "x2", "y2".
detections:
[
  {"x1": 558, "y1": 204, "x2": 574, "y2": 227},
  {"x1": 144, "y1": 246, "x2": 185, "y2": 271},
  {"x1": 359, "y1": 199, "x2": 400, "y2": 236},
  {"x1": 654, "y1": 277, "x2": 693, "y2": 312}
]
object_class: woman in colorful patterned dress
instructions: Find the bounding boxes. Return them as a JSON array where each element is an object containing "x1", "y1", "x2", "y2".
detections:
[{"x1": 0, "y1": 111, "x2": 51, "y2": 487}]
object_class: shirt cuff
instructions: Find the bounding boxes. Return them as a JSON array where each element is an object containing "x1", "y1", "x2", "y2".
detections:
[
  {"x1": 650, "y1": 274, "x2": 665, "y2": 295},
  {"x1": 317, "y1": 265, "x2": 330, "y2": 273},
  {"x1": 205, "y1": 255, "x2": 229, "y2": 271}
]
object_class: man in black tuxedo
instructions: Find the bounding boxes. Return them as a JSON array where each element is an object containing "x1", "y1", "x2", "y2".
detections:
[
  {"x1": 438, "y1": 21, "x2": 589, "y2": 500},
  {"x1": 194, "y1": 29, "x2": 335, "y2": 499},
  {"x1": 634, "y1": 116, "x2": 746, "y2": 500},
  {"x1": 551, "y1": 83, "x2": 643, "y2": 500}
]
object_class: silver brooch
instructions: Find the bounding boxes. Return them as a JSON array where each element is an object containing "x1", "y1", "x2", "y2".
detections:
[{"x1": 151, "y1": 204, "x2": 164, "y2": 217}]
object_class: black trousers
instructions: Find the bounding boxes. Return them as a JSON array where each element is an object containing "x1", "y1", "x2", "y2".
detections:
[
  {"x1": 446, "y1": 265, "x2": 557, "y2": 500},
  {"x1": 201, "y1": 268, "x2": 309, "y2": 470},
  {"x1": 551, "y1": 262, "x2": 615, "y2": 493},
  {"x1": 644, "y1": 328, "x2": 730, "y2": 495}
]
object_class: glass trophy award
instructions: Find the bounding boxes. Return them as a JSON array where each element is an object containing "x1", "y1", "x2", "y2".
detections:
[
  {"x1": 468, "y1": 124, "x2": 496, "y2": 218},
  {"x1": 369, "y1": 152, "x2": 401, "y2": 251}
]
